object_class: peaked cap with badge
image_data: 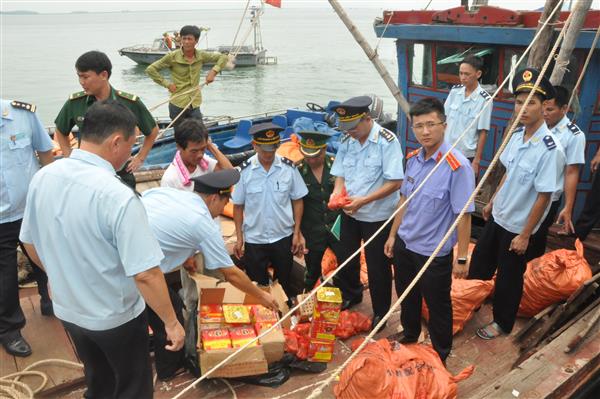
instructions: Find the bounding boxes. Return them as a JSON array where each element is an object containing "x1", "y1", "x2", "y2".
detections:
[
  {"x1": 513, "y1": 68, "x2": 556, "y2": 100},
  {"x1": 335, "y1": 96, "x2": 372, "y2": 131},
  {"x1": 191, "y1": 168, "x2": 240, "y2": 195},
  {"x1": 250, "y1": 122, "x2": 283, "y2": 151}
]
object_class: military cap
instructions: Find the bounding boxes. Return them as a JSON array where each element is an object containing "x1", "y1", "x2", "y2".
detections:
[
  {"x1": 191, "y1": 169, "x2": 240, "y2": 196},
  {"x1": 250, "y1": 122, "x2": 283, "y2": 151},
  {"x1": 513, "y1": 68, "x2": 556, "y2": 100},
  {"x1": 298, "y1": 131, "x2": 332, "y2": 157},
  {"x1": 335, "y1": 96, "x2": 373, "y2": 131}
]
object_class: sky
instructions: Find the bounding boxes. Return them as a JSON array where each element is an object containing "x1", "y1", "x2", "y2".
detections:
[{"x1": 0, "y1": 0, "x2": 551, "y2": 14}]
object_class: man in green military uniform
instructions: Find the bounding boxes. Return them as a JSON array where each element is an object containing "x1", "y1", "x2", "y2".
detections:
[
  {"x1": 297, "y1": 130, "x2": 341, "y2": 291},
  {"x1": 146, "y1": 25, "x2": 229, "y2": 125},
  {"x1": 55, "y1": 51, "x2": 158, "y2": 186}
]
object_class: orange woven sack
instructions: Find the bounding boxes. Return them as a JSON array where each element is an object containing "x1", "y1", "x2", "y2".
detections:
[
  {"x1": 422, "y1": 278, "x2": 494, "y2": 335},
  {"x1": 221, "y1": 200, "x2": 234, "y2": 218},
  {"x1": 335, "y1": 339, "x2": 473, "y2": 399},
  {"x1": 321, "y1": 247, "x2": 369, "y2": 286},
  {"x1": 334, "y1": 311, "x2": 372, "y2": 339},
  {"x1": 276, "y1": 134, "x2": 304, "y2": 163},
  {"x1": 518, "y1": 239, "x2": 592, "y2": 317}
]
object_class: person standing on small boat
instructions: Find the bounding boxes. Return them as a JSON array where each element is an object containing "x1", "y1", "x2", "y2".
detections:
[
  {"x1": 443, "y1": 55, "x2": 492, "y2": 177},
  {"x1": 296, "y1": 128, "x2": 341, "y2": 291},
  {"x1": 54, "y1": 50, "x2": 159, "y2": 187},
  {"x1": 384, "y1": 97, "x2": 475, "y2": 363},
  {"x1": 329, "y1": 96, "x2": 404, "y2": 331},
  {"x1": 142, "y1": 169, "x2": 279, "y2": 379},
  {"x1": 19, "y1": 100, "x2": 184, "y2": 398},
  {"x1": 146, "y1": 25, "x2": 228, "y2": 126},
  {"x1": 526, "y1": 85, "x2": 585, "y2": 256},
  {"x1": 467, "y1": 69, "x2": 565, "y2": 340},
  {"x1": 160, "y1": 118, "x2": 233, "y2": 316},
  {"x1": 0, "y1": 99, "x2": 54, "y2": 358},
  {"x1": 232, "y1": 123, "x2": 308, "y2": 299},
  {"x1": 574, "y1": 146, "x2": 600, "y2": 241}
]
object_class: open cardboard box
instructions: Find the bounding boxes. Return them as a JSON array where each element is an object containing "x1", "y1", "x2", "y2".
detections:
[{"x1": 192, "y1": 273, "x2": 289, "y2": 378}]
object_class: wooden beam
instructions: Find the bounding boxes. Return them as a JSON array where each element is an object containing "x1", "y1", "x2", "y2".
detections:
[{"x1": 528, "y1": 0, "x2": 562, "y2": 69}]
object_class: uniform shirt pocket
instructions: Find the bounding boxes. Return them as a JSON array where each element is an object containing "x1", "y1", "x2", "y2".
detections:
[
  {"x1": 247, "y1": 184, "x2": 264, "y2": 196},
  {"x1": 8, "y1": 135, "x2": 32, "y2": 166},
  {"x1": 342, "y1": 158, "x2": 357, "y2": 180},
  {"x1": 421, "y1": 188, "x2": 446, "y2": 214},
  {"x1": 517, "y1": 162, "x2": 536, "y2": 185},
  {"x1": 273, "y1": 178, "x2": 291, "y2": 205},
  {"x1": 364, "y1": 155, "x2": 381, "y2": 180}
]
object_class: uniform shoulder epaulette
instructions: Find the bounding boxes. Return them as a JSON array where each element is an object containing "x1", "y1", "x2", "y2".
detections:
[
  {"x1": 237, "y1": 159, "x2": 251, "y2": 171},
  {"x1": 281, "y1": 157, "x2": 296, "y2": 168},
  {"x1": 451, "y1": 84, "x2": 464, "y2": 90},
  {"x1": 543, "y1": 135, "x2": 557, "y2": 150},
  {"x1": 379, "y1": 128, "x2": 395, "y2": 143},
  {"x1": 69, "y1": 91, "x2": 86, "y2": 101},
  {"x1": 116, "y1": 90, "x2": 138, "y2": 102},
  {"x1": 567, "y1": 122, "x2": 582, "y2": 135},
  {"x1": 479, "y1": 89, "x2": 491, "y2": 100},
  {"x1": 10, "y1": 101, "x2": 36, "y2": 112},
  {"x1": 445, "y1": 152, "x2": 462, "y2": 171},
  {"x1": 406, "y1": 147, "x2": 421, "y2": 160},
  {"x1": 340, "y1": 132, "x2": 351, "y2": 143}
]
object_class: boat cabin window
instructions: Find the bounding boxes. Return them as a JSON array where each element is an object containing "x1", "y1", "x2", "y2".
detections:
[
  {"x1": 408, "y1": 43, "x2": 433, "y2": 87},
  {"x1": 435, "y1": 44, "x2": 498, "y2": 91}
]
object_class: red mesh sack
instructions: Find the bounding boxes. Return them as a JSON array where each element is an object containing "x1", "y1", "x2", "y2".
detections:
[
  {"x1": 328, "y1": 186, "x2": 351, "y2": 210},
  {"x1": 284, "y1": 329, "x2": 299, "y2": 354}
]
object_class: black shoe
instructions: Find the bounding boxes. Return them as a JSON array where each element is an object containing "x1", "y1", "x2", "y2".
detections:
[
  {"x1": 371, "y1": 315, "x2": 387, "y2": 333},
  {"x1": 387, "y1": 331, "x2": 418, "y2": 345},
  {"x1": 341, "y1": 296, "x2": 363, "y2": 311},
  {"x1": 2, "y1": 333, "x2": 32, "y2": 357},
  {"x1": 40, "y1": 299, "x2": 54, "y2": 316}
]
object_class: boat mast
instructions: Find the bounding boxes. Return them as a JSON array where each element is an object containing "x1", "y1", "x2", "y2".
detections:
[
  {"x1": 327, "y1": 0, "x2": 411, "y2": 116},
  {"x1": 528, "y1": 0, "x2": 562, "y2": 68},
  {"x1": 251, "y1": 5, "x2": 264, "y2": 51}
]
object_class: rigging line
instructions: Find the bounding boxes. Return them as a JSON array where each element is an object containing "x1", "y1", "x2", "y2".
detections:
[
  {"x1": 567, "y1": 24, "x2": 600, "y2": 111},
  {"x1": 305, "y1": 10, "x2": 573, "y2": 399},
  {"x1": 170, "y1": 2, "x2": 567, "y2": 397},
  {"x1": 232, "y1": 0, "x2": 252, "y2": 48}
]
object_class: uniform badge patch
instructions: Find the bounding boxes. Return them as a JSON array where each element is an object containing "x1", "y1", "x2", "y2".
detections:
[
  {"x1": 480, "y1": 90, "x2": 490, "y2": 100},
  {"x1": 379, "y1": 128, "x2": 395, "y2": 143},
  {"x1": 543, "y1": 135, "x2": 557, "y2": 150},
  {"x1": 567, "y1": 122, "x2": 581, "y2": 135},
  {"x1": 522, "y1": 70, "x2": 533, "y2": 82}
]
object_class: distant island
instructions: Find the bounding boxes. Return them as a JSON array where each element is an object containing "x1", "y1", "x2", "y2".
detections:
[{"x1": 0, "y1": 10, "x2": 39, "y2": 15}]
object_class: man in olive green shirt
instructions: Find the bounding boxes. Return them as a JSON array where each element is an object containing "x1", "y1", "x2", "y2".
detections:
[
  {"x1": 146, "y1": 25, "x2": 228, "y2": 126},
  {"x1": 55, "y1": 51, "x2": 158, "y2": 186},
  {"x1": 297, "y1": 130, "x2": 341, "y2": 290}
]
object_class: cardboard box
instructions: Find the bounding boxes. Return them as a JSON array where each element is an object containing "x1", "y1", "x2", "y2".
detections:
[
  {"x1": 308, "y1": 339, "x2": 335, "y2": 362},
  {"x1": 310, "y1": 320, "x2": 338, "y2": 341},
  {"x1": 194, "y1": 274, "x2": 288, "y2": 378},
  {"x1": 313, "y1": 287, "x2": 342, "y2": 323}
]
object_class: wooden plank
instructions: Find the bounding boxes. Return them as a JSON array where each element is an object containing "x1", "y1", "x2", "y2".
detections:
[
  {"x1": 0, "y1": 340, "x2": 18, "y2": 377},
  {"x1": 13, "y1": 296, "x2": 83, "y2": 393},
  {"x1": 470, "y1": 305, "x2": 600, "y2": 398}
]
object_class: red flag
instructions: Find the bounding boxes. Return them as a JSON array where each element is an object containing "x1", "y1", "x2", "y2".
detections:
[{"x1": 265, "y1": 0, "x2": 281, "y2": 8}]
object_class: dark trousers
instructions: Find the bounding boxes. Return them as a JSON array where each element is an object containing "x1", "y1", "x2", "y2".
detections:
[
  {"x1": 244, "y1": 235, "x2": 295, "y2": 298},
  {"x1": 0, "y1": 219, "x2": 49, "y2": 340},
  {"x1": 393, "y1": 238, "x2": 453, "y2": 361},
  {"x1": 303, "y1": 234, "x2": 342, "y2": 291},
  {"x1": 333, "y1": 214, "x2": 392, "y2": 317},
  {"x1": 468, "y1": 220, "x2": 528, "y2": 333},
  {"x1": 575, "y1": 171, "x2": 600, "y2": 240},
  {"x1": 527, "y1": 198, "x2": 561, "y2": 262},
  {"x1": 146, "y1": 284, "x2": 185, "y2": 380},
  {"x1": 168, "y1": 103, "x2": 202, "y2": 127},
  {"x1": 62, "y1": 312, "x2": 153, "y2": 399}
]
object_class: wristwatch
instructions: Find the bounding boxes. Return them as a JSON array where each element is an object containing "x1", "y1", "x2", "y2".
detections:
[{"x1": 457, "y1": 257, "x2": 468, "y2": 265}]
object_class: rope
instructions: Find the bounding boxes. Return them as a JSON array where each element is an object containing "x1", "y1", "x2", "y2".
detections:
[
  {"x1": 232, "y1": 0, "x2": 252, "y2": 48},
  {"x1": 567, "y1": 24, "x2": 600, "y2": 110},
  {"x1": 0, "y1": 358, "x2": 84, "y2": 399},
  {"x1": 155, "y1": 87, "x2": 202, "y2": 140},
  {"x1": 171, "y1": 2, "x2": 567, "y2": 398},
  {"x1": 306, "y1": 7, "x2": 573, "y2": 399}
]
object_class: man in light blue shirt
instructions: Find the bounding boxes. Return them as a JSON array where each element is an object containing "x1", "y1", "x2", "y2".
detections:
[
  {"x1": 142, "y1": 170, "x2": 278, "y2": 379},
  {"x1": 444, "y1": 56, "x2": 492, "y2": 176},
  {"x1": 1, "y1": 99, "x2": 54, "y2": 358},
  {"x1": 468, "y1": 69, "x2": 565, "y2": 340},
  {"x1": 232, "y1": 123, "x2": 308, "y2": 298},
  {"x1": 527, "y1": 85, "x2": 586, "y2": 259},
  {"x1": 330, "y1": 96, "x2": 404, "y2": 330},
  {"x1": 19, "y1": 100, "x2": 184, "y2": 398},
  {"x1": 384, "y1": 97, "x2": 475, "y2": 362}
]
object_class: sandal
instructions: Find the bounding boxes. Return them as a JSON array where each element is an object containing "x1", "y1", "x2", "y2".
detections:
[{"x1": 476, "y1": 321, "x2": 505, "y2": 340}]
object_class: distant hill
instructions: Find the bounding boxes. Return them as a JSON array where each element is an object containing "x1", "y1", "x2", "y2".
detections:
[{"x1": 0, "y1": 10, "x2": 39, "y2": 15}]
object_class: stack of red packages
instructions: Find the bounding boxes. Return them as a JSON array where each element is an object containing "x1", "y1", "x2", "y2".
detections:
[
  {"x1": 328, "y1": 186, "x2": 351, "y2": 210},
  {"x1": 308, "y1": 287, "x2": 342, "y2": 362}
]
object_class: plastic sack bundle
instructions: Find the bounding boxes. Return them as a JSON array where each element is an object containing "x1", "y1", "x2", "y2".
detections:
[
  {"x1": 328, "y1": 186, "x2": 351, "y2": 210},
  {"x1": 334, "y1": 310, "x2": 372, "y2": 339},
  {"x1": 321, "y1": 247, "x2": 369, "y2": 287},
  {"x1": 276, "y1": 134, "x2": 304, "y2": 163},
  {"x1": 518, "y1": 239, "x2": 592, "y2": 317},
  {"x1": 335, "y1": 339, "x2": 473, "y2": 399},
  {"x1": 422, "y1": 278, "x2": 494, "y2": 335}
]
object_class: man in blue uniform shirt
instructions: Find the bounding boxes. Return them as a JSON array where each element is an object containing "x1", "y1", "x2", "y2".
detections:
[
  {"x1": 1, "y1": 99, "x2": 54, "y2": 357},
  {"x1": 444, "y1": 55, "x2": 492, "y2": 176},
  {"x1": 384, "y1": 97, "x2": 475, "y2": 362},
  {"x1": 232, "y1": 123, "x2": 308, "y2": 298},
  {"x1": 467, "y1": 68, "x2": 565, "y2": 340},
  {"x1": 142, "y1": 169, "x2": 278, "y2": 380},
  {"x1": 330, "y1": 95, "x2": 404, "y2": 330},
  {"x1": 20, "y1": 100, "x2": 184, "y2": 398}
]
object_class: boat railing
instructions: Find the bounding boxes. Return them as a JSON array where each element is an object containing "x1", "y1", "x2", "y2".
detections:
[{"x1": 258, "y1": 56, "x2": 278, "y2": 65}]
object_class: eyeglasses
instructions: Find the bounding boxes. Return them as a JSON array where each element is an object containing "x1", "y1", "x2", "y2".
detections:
[{"x1": 412, "y1": 121, "x2": 445, "y2": 132}]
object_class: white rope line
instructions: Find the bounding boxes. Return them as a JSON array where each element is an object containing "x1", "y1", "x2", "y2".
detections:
[
  {"x1": 171, "y1": 2, "x2": 567, "y2": 398},
  {"x1": 567, "y1": 24, "x2": 600, "y2": 111},
  {"x1": 373, "y1": 11, "x2": 393, "y2": 54},
  {"x1": 231, "y1": 0, "x2": 251, "y2": 48},
  {"x1": 155, "y1": 87, "x2": 203, "y2": 140},
  {"x1": 306, "y1": 7, "x2": 572, "y2": 399}
]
